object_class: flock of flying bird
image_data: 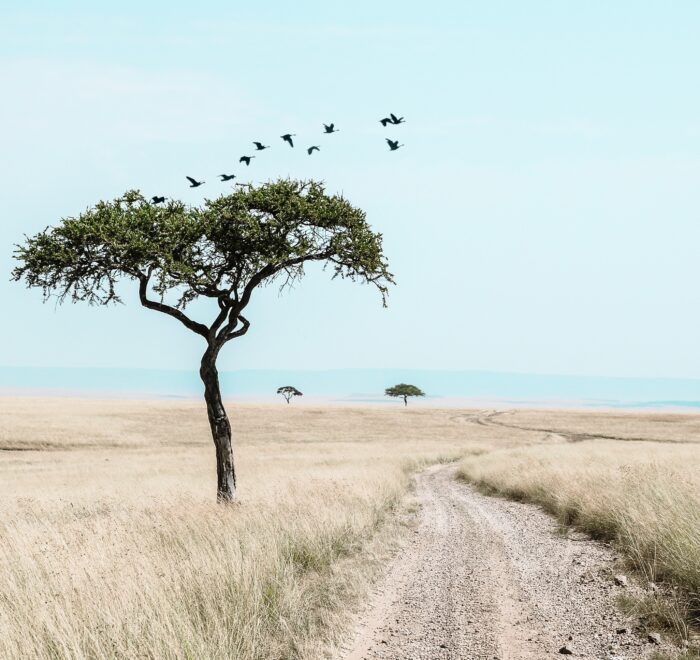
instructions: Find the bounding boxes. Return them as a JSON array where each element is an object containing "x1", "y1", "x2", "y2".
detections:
[{"x1": 148, "y1": 112, "x2": 406, "y2": 204}]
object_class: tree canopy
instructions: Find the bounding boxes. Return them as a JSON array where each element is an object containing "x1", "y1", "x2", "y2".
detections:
[
  {"x1": 385, "y1": 383, "x2": 425, "y2": 406},
  {"x1": 13, "y1": 180, "x2": 393, "y2": 343},
  {"x1": 277, "y1": 385, "x2": 303, "y2": 404}
]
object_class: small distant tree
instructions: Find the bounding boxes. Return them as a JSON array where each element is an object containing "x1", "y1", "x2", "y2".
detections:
[
  {"x1": 277, "y1": 385, "x2": 303, "y2": 404},
  {"x1": 13, "y1": 179, "x2": 393, "y2": 502},
  {"x1": 385, "y1": 383, "x2": 425, "y2": 407}
]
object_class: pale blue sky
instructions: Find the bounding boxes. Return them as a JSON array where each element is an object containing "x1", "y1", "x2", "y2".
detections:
[{"x1": 1, "y1": 1, "x2": 700, "y2": 377}]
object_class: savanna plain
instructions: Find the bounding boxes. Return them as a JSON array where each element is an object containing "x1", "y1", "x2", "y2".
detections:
[{"x1": 1, "y1": 399, "x2": 699, "y2": 659}]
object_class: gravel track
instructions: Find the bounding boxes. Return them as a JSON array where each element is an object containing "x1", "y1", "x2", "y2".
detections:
[{"x1": 341, "y1": 464, "x2": 675, "y2": 660}]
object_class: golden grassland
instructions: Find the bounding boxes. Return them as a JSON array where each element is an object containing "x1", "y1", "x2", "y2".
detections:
[
  {"x1": 2, "y1": 400, "x2": 700, "y2": 658},
  {"x1": 0, "y1": 400, "x2": 511, "y2": 659}
]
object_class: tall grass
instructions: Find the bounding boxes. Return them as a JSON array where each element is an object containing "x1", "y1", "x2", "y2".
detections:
[
  {"x1": 458, "y1": 442, "x2": 700, "y2": 631},
  {"x1": 0, "y1": 477, "x2": 408, "y2": 659}
]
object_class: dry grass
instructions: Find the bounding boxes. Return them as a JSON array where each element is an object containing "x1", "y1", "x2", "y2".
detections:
[
  {"x1": 4, "y1": 400, "x2": 700, "y2": 658},
  {"x1": 458, "y1": 431, "x2": 700, "y2": 644},
  {"x1": 1, "y1": 480, "x2": 408, "y2": 658},
  {"x1": 0, "y1": 399, "x2": 502, "y2": 659}
]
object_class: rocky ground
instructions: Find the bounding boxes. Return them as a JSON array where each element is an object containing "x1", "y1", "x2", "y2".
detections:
[{"x1": 341, "y1": 464, "x2": 679, "y2": 660}]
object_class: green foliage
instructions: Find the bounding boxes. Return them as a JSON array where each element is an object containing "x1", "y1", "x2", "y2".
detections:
[
  {"x1": 277, "y1": 386, "x2": 303, "y2": 403},
  {"x1": 13, "y1": 179, "x2": 394, "y2": 346},
  {"x1": 384, "y1": 384, "x2": 425, "y2": 399}
]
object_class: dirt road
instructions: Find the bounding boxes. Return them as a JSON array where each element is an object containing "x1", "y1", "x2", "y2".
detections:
[{"x1": 341, "y1": 464, "x2": 671, "y2": 660}]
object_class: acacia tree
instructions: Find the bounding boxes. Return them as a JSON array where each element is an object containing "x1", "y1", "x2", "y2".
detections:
[
  {"x1": 277, "y1": 385, "x2": 302, "y2": 404},
  {"x1": 385, "y1": 383, "x2": 425, "y2": 407},
  {"x1": 13, "y1": 179, "x2": 393, "y2": 501}
]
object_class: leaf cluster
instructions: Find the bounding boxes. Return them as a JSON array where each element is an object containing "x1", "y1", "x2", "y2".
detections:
[
  {"x1": 277, "y1": 386, "x2": 303, "y2": 395},
  {"x1": 385, "y1": 383, "x2": 425, "y2": 398}
]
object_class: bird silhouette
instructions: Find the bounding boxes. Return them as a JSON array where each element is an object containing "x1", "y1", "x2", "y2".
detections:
[
  {"x1": 380, "y1": 113, "x2": 405, "y2": 126},
  {"x1": 219, "y1": 174, "x2": 236, "y2": 181},
  {"x1": 239, "y1": 156, "x2": 255, "y2": 166},
  {"x1": 323, "y1": 123, "x2": 339, "y2": 134},
  {"x1": 151, "y1": 196, "x2": 166, "y2": 204},
  {"x1": 186, "y1": 176, "x2": 205, "y2": 187},
  {"x1": 281, "y1": 133, "x2": 295, "y2": 147},
  {"x1": 307, "y1": 146, "x2": 320, "y2": 155},
  {"x1": 386, "y1": 139, "x2": 403, "y2": 151},
  {"x1": 253, "y1": 141, "x2": 269, "y2": 151}
]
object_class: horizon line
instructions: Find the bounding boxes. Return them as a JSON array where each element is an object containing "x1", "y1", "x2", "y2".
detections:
[{"x1": 1, "y1": 364, "x2": 700, "y2": 383}]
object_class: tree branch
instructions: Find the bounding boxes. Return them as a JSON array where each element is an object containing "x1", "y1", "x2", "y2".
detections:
[
  {"x1": 138, "y1": 273, "x2": 209, "y2": 338},
  {"x1": 215, "y1": 309, "x2": 251, "y2": 345},
  {"x1": 236, "y1": 252, "x2": 332, "y2": 312},
  {"x1": 208, "y1": 296, "x2": 233, "y2": 340},
  {"x1": 236, "y1": 264, "x2": 276, "y2": 312},
  {"x1": 228, "y1": 315, "x2": 250, "y2": 339}
]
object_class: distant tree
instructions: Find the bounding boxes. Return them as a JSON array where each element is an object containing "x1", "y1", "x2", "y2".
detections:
[
  {"x1": 277, "y1": 385, "x2": 303, "y2": 404},
  {"x1": 385, "y1": 383, "x2": 425, "y2": 407},
  {"x1": 13, "y1": 179, "x2": 393, "y2": 502}
]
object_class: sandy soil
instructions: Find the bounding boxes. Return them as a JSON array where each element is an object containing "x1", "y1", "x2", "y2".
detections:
[{"x1": 342, "y1": 464, "x2": 676, "y2": 660}]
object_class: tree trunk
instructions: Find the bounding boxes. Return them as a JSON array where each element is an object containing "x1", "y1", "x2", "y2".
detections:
[
  {"x1": 200, "y1": 347, "x2": 236, "y2": 502},
  {"x1": 403, "y1": 395, "x2": 408, "y2": 407}
]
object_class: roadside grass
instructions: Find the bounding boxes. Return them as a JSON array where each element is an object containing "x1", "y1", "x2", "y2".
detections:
[
  {"x1": 617, "y1": 592, "x2": 692, "y2": 645},
  {"x1": 0, "y1": 478, "x2": 409, "y2": 659},
  {"x1": 457, "y1": 440, "x2": 700, "y2": 651}
]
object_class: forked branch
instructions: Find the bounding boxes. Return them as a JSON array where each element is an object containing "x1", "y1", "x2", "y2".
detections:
[{"x1": 138, "y1": 272, "x2": 209, "y2": 338}]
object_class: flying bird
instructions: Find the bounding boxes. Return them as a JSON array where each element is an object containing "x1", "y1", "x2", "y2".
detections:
[
  {"x1": 186, "y1": 176, "x2": 205, "y2": 187},
  {"x1": 380, "y1": 113, "x2": 405, "y2": 126},
  {"x1": 386, "y1": 139, "x2": 403, "y2": 151},
  {"x1": 281, "y1": 133, "x2": 295, "y2": 147},
  {"x1": 253, "y1": 141, "x2": 269, "y2": 151},
  {"x1": 151, "y1": 196, "x2": 165, "y2": 204},
  {"x1": 239, "y1": 156, "x2": 255, "y2": 166},
  {"x1": 307, "y1": 146, "x2": 320, "y2": 155},
  {"x1": 219, "y1": 174, "x2": 236, "y2": 181},
  {"x1": 323, "y1": 123, "x2": 338, "y2": 133}
]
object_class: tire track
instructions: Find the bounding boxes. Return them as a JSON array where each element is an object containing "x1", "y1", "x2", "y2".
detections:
[{"x1": 462, "y1": 410, "x2": 690, "y2": 444}]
